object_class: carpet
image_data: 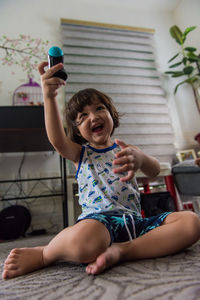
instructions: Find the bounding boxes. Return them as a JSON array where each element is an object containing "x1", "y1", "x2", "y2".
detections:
[{"x1": 1, "y1": 234, "x2": 200, "y2": 300}]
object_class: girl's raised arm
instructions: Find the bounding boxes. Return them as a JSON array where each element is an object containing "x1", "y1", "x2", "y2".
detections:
[{"x1": 38, "y1": 62, "x2": 81, "y2": 163}]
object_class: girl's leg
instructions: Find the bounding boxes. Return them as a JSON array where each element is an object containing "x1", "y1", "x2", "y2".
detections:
[
  {"x1": 2, "y1": 219, "x2": 110, "y2": 279},
  {"x1": 86, "y1": 211, "x2": 200, "y2": 275}
]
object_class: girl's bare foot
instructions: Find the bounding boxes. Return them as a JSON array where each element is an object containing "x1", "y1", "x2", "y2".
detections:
[
  {"x1": 2, "y1": 246, "x2": 46, "y2": 279},
  {"x1": 86, "y1": 243, "x2": 122, "y2": 275}
]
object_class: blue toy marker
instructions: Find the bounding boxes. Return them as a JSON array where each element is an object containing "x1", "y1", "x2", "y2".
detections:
[{"x1": 48, "y1": 46, "x2": 68, "y2": 81}]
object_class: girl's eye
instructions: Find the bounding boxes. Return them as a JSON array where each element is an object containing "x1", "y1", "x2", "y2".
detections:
[
  {"x1": 76, "y1": 113, "x2": 87, "y2": 125},
  {"x1": 80, "y1": 112, "x2": 87, "y2": 118},
  {"x1": 97, "y1": 106, "x2": 105, "y2": 111}
]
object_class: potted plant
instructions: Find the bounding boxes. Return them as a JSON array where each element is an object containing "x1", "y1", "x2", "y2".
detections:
[{"x1": 165, "y1": 25, "x2": 200, "y2": 113}]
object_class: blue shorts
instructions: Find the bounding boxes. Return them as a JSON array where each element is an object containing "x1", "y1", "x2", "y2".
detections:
[{"x1": 78, "y1": 211, "x2": 172, "y2": 243}]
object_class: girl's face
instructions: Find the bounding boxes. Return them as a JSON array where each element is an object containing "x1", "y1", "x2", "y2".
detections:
[{"x1": 76, "y1": 99, "x2": 114, "y2": 148}]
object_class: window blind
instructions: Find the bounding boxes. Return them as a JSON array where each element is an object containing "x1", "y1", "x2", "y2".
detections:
[{"x1": 61, "y1": 19, "x2": 175, "y2": 164}]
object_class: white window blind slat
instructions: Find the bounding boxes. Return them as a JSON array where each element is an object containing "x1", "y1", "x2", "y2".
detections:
[
  {"x1": 120, "y1": 114, "x2": 171, "y2": 124},
  {"x1": 61, "y1": 19, "x2": 175, "y2": 164},
  {"x1": 63, "y1": 93, "x2": 167, "y2": 104},
  {"x1": 62, "y1": 27, "x2": 153, "y2": 45},
  {"x1": 135, "y1": 145, "x2": 175, "y2": 156},
  {"x1": 65, "y1": 65, "x2": 159, "y2": 77},
  {"x1": 64, "y1": 47, "x2": 155, "y2": 61},
  {"x1": 66, "y1": 83, "x2": 164, "y2": 96},
  {"x1": 68, "y1": 74, "x2": 161, "y2": 86},
  {"x1": 113, "y1": 94, "x2": 167, "y2": 104},
  {"x1": 64, "y1": 55, "x2": 157, "y2": 69},
  {"x1": 116, "y1": 103, "x2": 169, "y2": 114},
  {"x1": 116, "y1": 124, "x2": 173, "y2": 135},
  {"x1": 61, "y1": 22, "x2": 154, "y2": 40},
  {"x1": 116, "y1": 135, "x2": 174, "y2": 145},
  {"x1": 63, "y1": 39, "x2": 154, "y2": 53}
]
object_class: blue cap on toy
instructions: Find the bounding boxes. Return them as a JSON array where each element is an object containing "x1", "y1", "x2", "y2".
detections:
[{"x1": 48, "y1": 46, "x2": 63, "y2": 57}]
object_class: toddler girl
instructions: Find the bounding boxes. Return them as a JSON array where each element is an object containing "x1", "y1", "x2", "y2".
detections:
[{"x1": 2, "y1": 62, "x2": 200, "y2": 279}]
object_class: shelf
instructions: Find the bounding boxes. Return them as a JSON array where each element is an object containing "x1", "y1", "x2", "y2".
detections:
[{"x1": 1, "y1": 193, "x2": 63, "y2": 202}]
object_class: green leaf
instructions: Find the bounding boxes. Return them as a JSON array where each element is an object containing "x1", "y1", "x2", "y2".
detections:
[
  {"x1": 185, "y1": 76, "x2": 199, "y2": 84},
  {"x1": 168, "y1": 53, "x2": 180, "y2": 63},
  {"x1": 172, "y1": 71, "x2": 185, "y2": 77},
  {"x1": 184, "y1": 47, "x2": 197, "y2": 52},
  {"x1": 183, "y1": 66, "x2": 194, "y2": 75},
  {"x1": 169, "y1": 61, "x2": 183, "y2": 68},
  {"x1": 182, "y1": 57, "x2": 188, "y2": 65},
  {"x1": 183, "y1": 26, "x2": 196, "y2": 38},
  {"x1": 187, "y1": 52, "x2": 199, "y2": 58},
  {"x1": 174, "y1": 79, "x2": 187, "y2": 94},
  {"x1": 165, "y1": 71, "x2": 177, "y2": 74},
  {"x1": 174, "y1": 73, "x2": 199, "y2": 94},
  {"x1": 188, "y1": 57, "x2": 199, "y2": 63},
  {"x1": 170, "y1": 25, "x2": 183, "y2": 45}
]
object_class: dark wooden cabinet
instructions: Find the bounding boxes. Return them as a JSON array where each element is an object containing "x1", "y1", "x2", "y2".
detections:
[
  {"x1": 0, "y1": 106, "x2": 68, "y2": 227},
  {"x1": 0, "y1": 106, "x2": 53, "y2": 152}
]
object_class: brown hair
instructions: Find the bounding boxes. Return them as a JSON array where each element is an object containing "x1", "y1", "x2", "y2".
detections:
[{"x1": 65, "y1": 88, "x2": 120, "y2": 144}]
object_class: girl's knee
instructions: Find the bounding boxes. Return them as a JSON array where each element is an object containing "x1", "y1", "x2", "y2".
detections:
[
  {"x1": 166, "y1": 211, "x2": 200, "y2": 242},
  {"x1": 68, "y1": 224, "x2": 109, "y2": 263},
  {"x1": 182, "y1": 211, "x2": 200, "y2": 240},
  {"x1": 69, "y1": 235, "x2": 107, "y2": 263}
]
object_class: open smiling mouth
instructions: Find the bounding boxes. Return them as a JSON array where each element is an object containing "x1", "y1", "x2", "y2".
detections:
[{"x1": 92, "y1": 124, "x2": 104, "y2": 133}]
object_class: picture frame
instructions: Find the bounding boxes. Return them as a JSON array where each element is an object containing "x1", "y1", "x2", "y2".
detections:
[{"x1": 176, "y1": 149, "x2": 197, "y2": 162}]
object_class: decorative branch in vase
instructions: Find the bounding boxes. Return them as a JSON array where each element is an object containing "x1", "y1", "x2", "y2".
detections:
[
  {"x1": 165, "y1": 25, "x2": 200, "y2": 114},
  {"x1": 0, "y1": 34, "x2": 49, "y2": 79}
]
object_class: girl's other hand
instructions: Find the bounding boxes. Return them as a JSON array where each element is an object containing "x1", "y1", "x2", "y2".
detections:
[{"x1": 113, "y1": 139, "x2": 143, "y2": 182}]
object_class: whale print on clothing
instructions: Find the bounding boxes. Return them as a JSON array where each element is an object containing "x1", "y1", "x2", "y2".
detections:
[
  {"x1": 105, "y1": 162, "x2": 112, "y2": 168},
  {"x1": 87, "y1": 151, "x2": 93, "y2": 156},
  {"x1": 98, "y1": 168, "x2": 109, "y2": 176},
  {"x1": 88, "y1": 164, "x2": 94, "y2": 170},
  {"x1": 93, "y1": 196, "x2": 103, "y2": 203},
  {"x1": 121, "y1": 186, "x2": 128, "y2": 192},
  {"x1": 80, "y1": 184, "x2": 88, "y2": 192},
  {"x1": 95, "y1": 155, "x2": 102, "y2": 160},
  {"x1": 92, "y1": 179, "x2": 98, "y2": 187},
  {"x1": 88, "y1": 191, "x2": 95, "y2": 197},
  {"x1": 107, "y1": 177, "x2": 120, "y2": 185},
  {"x1": 105, "y1": 202, "x2": 115, "y2": 209},
  {"x1": 82, "y1": 203, "x2": 89, "y2": 210},
  {"x1": 128, "y1": 194, "x2": 135, "y2": 201},
  {"x1": 111, "y1": 195, "x2": 118, "y2": 201}
]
